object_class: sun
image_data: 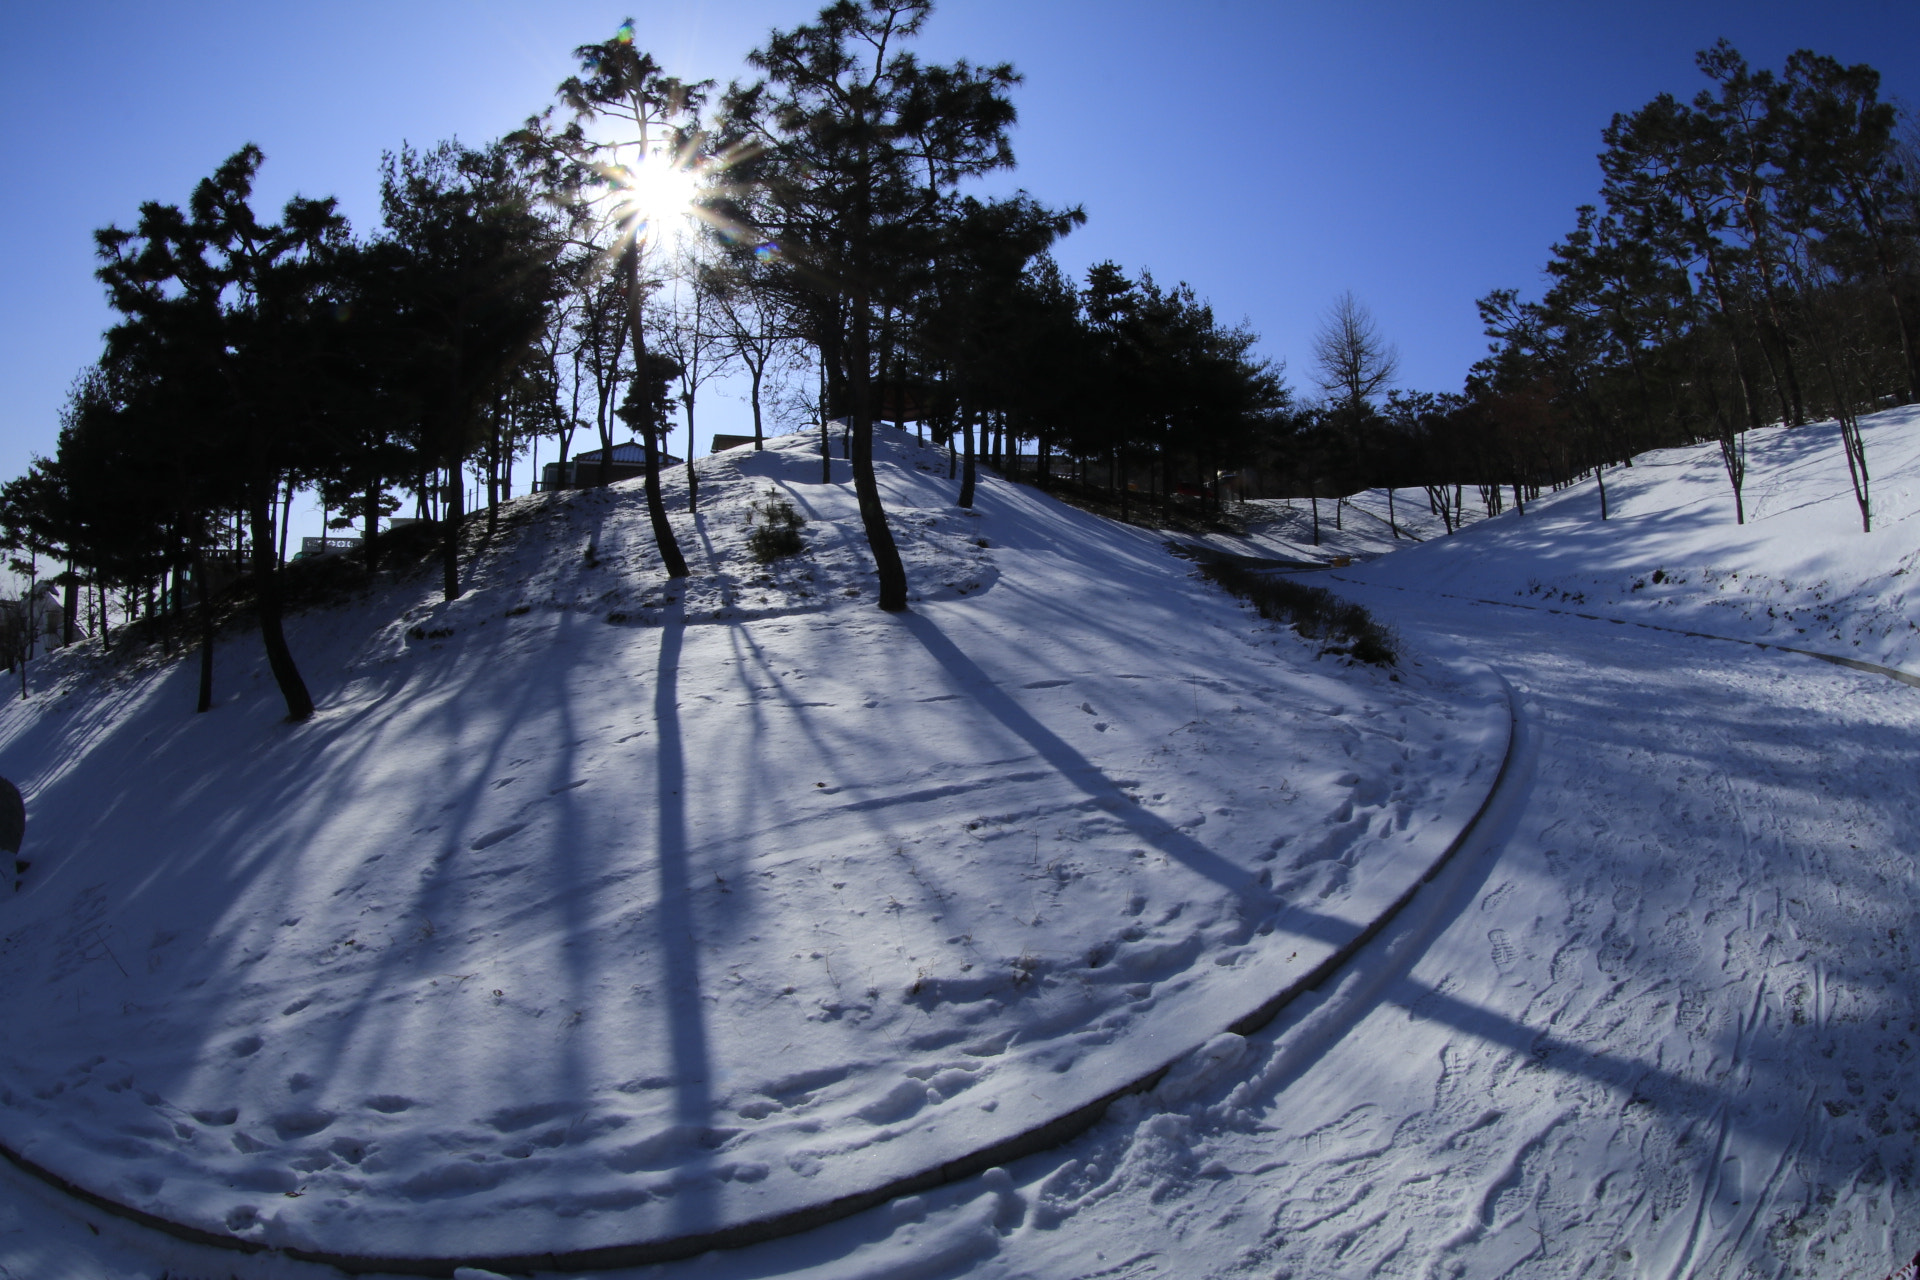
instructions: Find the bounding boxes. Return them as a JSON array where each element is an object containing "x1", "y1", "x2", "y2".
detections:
[{"x1": 604, "y1": 146, "x2": 706, "y2": 250}]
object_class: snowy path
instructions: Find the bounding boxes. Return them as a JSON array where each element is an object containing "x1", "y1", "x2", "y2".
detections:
[
  {"x1": 5, "y1": 581, "x2": 1913, "y2": 1278},
  {"x1": 951, "y1": 585, "x2": 1920, "y2": 1280}
]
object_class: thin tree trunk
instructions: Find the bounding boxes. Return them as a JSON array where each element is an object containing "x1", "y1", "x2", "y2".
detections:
[
  {"x1": 750, "y1": 359, "x2": 765, "y2": 449},
  {"x1": 440, "y1": 469, "x2": 465, "y2": 600},
  {"x1": 624, "y1": 242, "x2": 689, "y2": 579},
  {"x1": 364, "y1": 481, "x2": 381, "y2": 573},
  {"x1": 685, "y1": 394, "x2": 699, "y2": 514},
  {"x1": 850, "y1": 297, "x2": 908, "y2": 611},
  {"x1": 958, "y1": 406, "x2": 977, "y2": 510},
  {"x1": 819, "y1": 357, "x2": 832, "y2": 484},
  {"x1": 196, "y1": 546, "x2": 215, "y2": 713},
  {"x1": 487, "y1": 423, "x2": 501, "y2": 542},
  {"x1": 20, "y1": 557, "x2": 35, "y2": 699},
  {"x1": 249, "y1": 485, "x2": 313, "y2": 720},
  {"x1": 1703, "y1": 374, "x2": 1747, "y2": 525}
]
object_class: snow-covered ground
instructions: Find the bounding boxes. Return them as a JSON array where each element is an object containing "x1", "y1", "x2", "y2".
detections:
[
  {"x1": 2, "y1": 411, "x2": 1917, "y2": 1279},
  {"x1": 0, "y1": 428, "x2": 1503, "y2": 1266},
  {"x1": 1169, "y1": 487, "x2": 1472, "y2": 569},
  {"x1": 1352, "y1": 407, "x2": 1920, "y2": 671}
]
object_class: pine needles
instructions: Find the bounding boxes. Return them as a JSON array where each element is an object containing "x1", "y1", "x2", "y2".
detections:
[{"x1": 747, "y1": 489, "x2": 807, "y2": 563}]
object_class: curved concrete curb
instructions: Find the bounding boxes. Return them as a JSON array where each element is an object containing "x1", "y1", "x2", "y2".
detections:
[
  {"x1": 1337, "y1": 577, "x2": 1920, "y2": 690},
  {"x1": 0, "y1": 678, "x2": 1521, "y2": 1277}
]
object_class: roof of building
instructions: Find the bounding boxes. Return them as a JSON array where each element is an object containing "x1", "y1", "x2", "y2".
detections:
[{"x1": 573, "y1": 441, "x2": 682, "y2": 466}]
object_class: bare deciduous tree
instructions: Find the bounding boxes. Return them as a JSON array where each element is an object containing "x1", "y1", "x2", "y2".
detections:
[{"x1": 1311, "y1": 291, "x2": 1399, "y2": 417}]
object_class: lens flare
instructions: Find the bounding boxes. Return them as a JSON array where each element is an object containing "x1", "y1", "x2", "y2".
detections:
[{"x1": 608, "y1": 149, "x2": 705, "y2": 247}]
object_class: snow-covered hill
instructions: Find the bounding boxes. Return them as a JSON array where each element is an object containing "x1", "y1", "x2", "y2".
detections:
[
  {"x1": 1348, "y1": 405, "x2": 1920, "y2": 670},
  {"x1": 0, "y1": 429, "x2": 1504, "y2": 1263},
  {"x1": 1152, "y1": 487, "x2": 1475, "y2": 570}
]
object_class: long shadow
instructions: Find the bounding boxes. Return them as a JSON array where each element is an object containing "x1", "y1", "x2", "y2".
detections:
[
  {"x1": 1385, "y1": 981, "x2": 1726, "y2": 1117},
  {"x1": 901, "y1": 612, "x2": 1278, "y2": 911},
  {"x1": 654, "y1": 599, "x2": 716, "y2": 1234}
]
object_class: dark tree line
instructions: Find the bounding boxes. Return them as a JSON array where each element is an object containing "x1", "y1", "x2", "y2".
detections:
[
  {"x1": 1, "y1": 141, "x2": 562, "y2": 719},
  {"x1": 1, "y1": 0, "x2": 1296, "y2": 718}
]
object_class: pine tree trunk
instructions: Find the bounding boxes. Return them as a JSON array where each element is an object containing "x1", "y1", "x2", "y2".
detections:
[
  {"x1": 850, "y1": 300, "x2": 908, "y2": 611},
  {"x1": 196, "y1": 546, "x2": 215, "y2": 713},
  {"x1": 958, "y1": 408, "x2": 977, "y2": 509},
  {"x1": 625, "y1": 243, "x2": 689, "y2": 578},
  {"x1": 249, "y1": 486, "x2": 313, "y2": 720},
  {"x1": 364, "y1": 481, "x2": 381, "y2": 573},
  {"x1": 441, "y1": 470, "x2": 464, "y2": 601},
  {"x1": 819, "y1": 359, "x2": 832, "y2": 484},
  {"x1": 643, "y1": 420, "x2": 689, "y2": 578},
  {"x1": 487, "y1": 425, "x2": 501, "y2": 543}
]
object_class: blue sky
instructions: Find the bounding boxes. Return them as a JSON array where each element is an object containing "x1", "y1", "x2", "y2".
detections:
[{"x1": 3, "y1": 0, "x2": 1916, "y2": 522}]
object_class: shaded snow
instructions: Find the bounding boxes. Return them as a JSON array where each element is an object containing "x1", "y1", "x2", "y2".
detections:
[
  {"x1": 0, "y1": 428, "x2": 1499, "y2": 1260},
  {"x1": 1351, "y1": 406, "x2": 1920, "y2": 669},
  {"x1": 4, "y1": 409, "x2": 1914, "y2": 1280}
]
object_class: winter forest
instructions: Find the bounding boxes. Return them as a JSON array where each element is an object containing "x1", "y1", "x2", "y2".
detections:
[
  {"x1": 2, "y1": 6, "x2": 1920, "y2": 1277},
  {"x1": 5, "y1": 7, "x2": 1915, "y2": 709}
]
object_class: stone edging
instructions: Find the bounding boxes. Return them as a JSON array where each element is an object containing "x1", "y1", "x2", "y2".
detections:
[{"x1": 0, "y1": 676, "x2": 1522, "y2": 1277}]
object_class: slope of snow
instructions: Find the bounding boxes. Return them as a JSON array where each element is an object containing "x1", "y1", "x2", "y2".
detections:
[
  {"x1": 1165, "y1": 487, "x2": 1474, "y2": 569},
  {"x1": 1, "y1": 415, "x2": 1917, "y2": 1279},
  {"x1": 1351, "y1": 406, "x2": 1920, "y2": 670},
  {"x1": 0, "y1": 429, "x2": 1504, "y2": 1262}
]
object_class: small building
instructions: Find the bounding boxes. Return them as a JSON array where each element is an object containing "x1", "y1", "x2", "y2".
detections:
[
  {"x1": 539, "y1": 441, "x2": 683, "y2": 491},
  {"x1": 0, "y1": 589, "x2": 77, "y2": 658},
  {"x1": 710, "y1": 434, "x2": 757, "y2": 453},
  {"x1": 296, "y1": 536, "x2": 362, "y2": 560}
]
